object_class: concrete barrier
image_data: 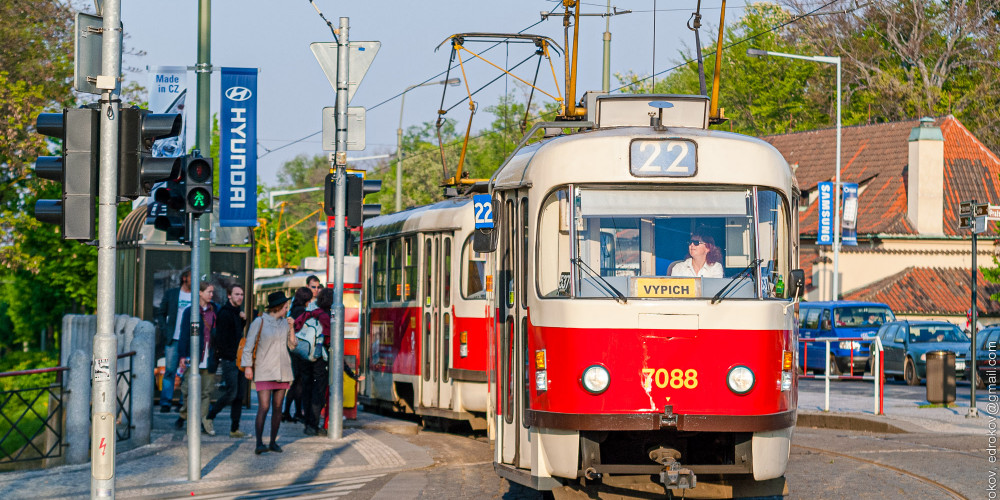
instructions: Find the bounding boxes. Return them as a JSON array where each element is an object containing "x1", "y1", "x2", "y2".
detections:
[{"x1": 65, "y1": 349, "x2": 91, "y2": 465}]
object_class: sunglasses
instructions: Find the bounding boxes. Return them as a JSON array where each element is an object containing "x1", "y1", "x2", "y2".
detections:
[{"x1": 689, "y1": 240, "x2": 706, "y2": 246}]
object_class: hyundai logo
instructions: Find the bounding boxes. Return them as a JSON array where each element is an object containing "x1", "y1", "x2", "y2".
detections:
[{"x1": 225, "y1": 86, "x2": 253, "y2": 101}]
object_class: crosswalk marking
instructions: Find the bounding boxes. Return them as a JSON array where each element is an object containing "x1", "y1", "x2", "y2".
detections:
[{"x1": 184, "y1": 474, "x2": 384, "y2": 500}]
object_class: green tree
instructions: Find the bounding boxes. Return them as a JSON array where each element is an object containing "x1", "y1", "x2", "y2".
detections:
[{"x1": 617, "y1": 3, "x2": 831, "y2": 136}]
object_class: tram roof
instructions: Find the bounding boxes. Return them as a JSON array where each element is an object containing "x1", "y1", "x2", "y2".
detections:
[
  {"x1": 363, "y1": 196, "x2": 473, "y2": 240},
  {"x1": 493, "y1": 126, "x2": 795, "y2": 195}
]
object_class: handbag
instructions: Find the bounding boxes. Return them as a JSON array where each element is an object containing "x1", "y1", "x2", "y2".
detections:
[{"x1": 236, "y1": 317, "x2": 262, "y2": 371}]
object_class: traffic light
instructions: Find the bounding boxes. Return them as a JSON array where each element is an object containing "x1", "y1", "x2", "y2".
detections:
[
  {"x1": 183, "y1": 154, "x2": 213, "y2": 215},
  {"x1": 118, "y1": 107, "x2": 182, "y2": 199},
  {"x1": 347, "y1": 173, "x2": 381, "y2": 227},
  {"x1": 151, "y1": 180, "x2": 189, "y2": 243},
  {"x1": 33, "y1": 108, "x2": 100, "y2": 240}
]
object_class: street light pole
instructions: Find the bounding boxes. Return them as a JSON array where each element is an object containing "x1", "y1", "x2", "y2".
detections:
[
  {"x1": 747, "y1": 49, "x2": 842, "y2": 299},
  {"x1": 396, "y1": 79, "x2": 459, "y2": 212}
]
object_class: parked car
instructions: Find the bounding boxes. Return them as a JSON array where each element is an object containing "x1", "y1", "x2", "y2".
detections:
[
  {"x1": 965, "y1": 326, "x2": 1000, "y2": 389},
  {"x1": 876, "y1": 320, "x2": 970, "y2": 385},
  {"x1": 798, "y1": 301, "x2": 895, "y2": 374}
]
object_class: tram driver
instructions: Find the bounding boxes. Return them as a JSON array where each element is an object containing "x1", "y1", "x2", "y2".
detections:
[{"x1": 669, "y1": 233, "x2": 724, "y2": 278}]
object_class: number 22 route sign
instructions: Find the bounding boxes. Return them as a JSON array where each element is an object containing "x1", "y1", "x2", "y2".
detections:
[{"x1": 473, "y1": 194, "x2": 494, "y2": 229}]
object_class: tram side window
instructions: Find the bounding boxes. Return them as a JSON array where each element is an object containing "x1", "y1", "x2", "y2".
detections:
[
  {"x1": 462, "y1": 235, "x2": 487, "y2": 299},
  {"x1": 388, "y1": 238, "x2": 402, "y2": 301},
  {"x1": 404, "y1": 236, "x2": 417, "y2": 302},
  {"x1": 373, "y1": 240, "x2": 387, "y2": 303},
  {"x1": 443, "y1": 237, "x2": 452, "y2": 308},
  {"x1": 537, "y1": 188, "x2": 572, "y2": 297}
]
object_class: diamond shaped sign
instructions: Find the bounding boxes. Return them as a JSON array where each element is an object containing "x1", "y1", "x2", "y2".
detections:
[{"x1": 311, "y1": 41, "x2": 380, "y2": 104}]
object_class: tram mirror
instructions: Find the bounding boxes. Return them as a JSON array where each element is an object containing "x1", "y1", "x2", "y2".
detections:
[
  {"x1": 788, "y1": 269, "x2": 805, "y2": 299},
  {"x1": 473, "y1": 228, "x2": 497, "y2": 253}
]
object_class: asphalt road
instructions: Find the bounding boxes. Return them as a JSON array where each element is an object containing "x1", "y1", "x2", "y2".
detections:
[{"x1": 219, "y1": 423, "x2": 986, "y2": 500}]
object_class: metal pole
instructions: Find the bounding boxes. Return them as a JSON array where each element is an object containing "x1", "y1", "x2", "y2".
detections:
[
  {"x1": 831, "y1": 58, "x2": 842, "y2": 300},
  {"x1": 970, "y1": 226, "x2": 980, "y2": 417},
  {"x1": 602, "y1": 0, "x2": 611, "y2": 92},
  {"x1": 396, "y1": 91, "x2": 406, "y2": 212},
  {"x1": 195, "y1": 0, "x2": 212, "y2": 294},
  {"x1": 188, "y1": 213, "x2": 202, "y2": 480},
  {"x1": 824, "y1": 340, "x2": 831, "y2": 412},
  {"x1": 92, "y1": 1, "x2": 121, "y2": 496},
  {"x1": 328, "y1": 16, "x2": 349, "y2": 441}
]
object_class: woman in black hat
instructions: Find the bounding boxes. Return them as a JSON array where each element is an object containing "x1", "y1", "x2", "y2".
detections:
[{"x1": 241, "y1": 291, "x2": 297, "y2": 454}]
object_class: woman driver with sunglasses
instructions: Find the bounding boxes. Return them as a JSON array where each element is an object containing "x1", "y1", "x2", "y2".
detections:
[{"x1": 670, "y1": 233, "x2": 724, "y2": 278}]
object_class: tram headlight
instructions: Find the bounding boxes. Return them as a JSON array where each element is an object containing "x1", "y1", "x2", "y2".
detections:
[
  {"x1": 727, "y1": 365, "x2": 755, "y2": 395},
  {"x1": 581, "y1": 365, "x2": 610, "y2": 394}
]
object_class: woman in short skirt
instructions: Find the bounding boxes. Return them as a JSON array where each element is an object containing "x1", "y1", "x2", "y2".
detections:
[{"x1": 242, "y1": 291, "x2": 297, "y2": 454}]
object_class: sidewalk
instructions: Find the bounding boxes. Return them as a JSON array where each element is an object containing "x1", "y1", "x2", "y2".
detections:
[
  {"x1": 0, "y1": 408, "x2": 428, "y2": 499},
  {"x1": 797, "y1": 384, "x2": 991, "y2": 434}
]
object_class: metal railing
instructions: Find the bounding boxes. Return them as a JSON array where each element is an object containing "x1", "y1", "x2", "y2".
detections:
[
  {"x1": 115, "y1": 351, "x2": 135, "y2": 442},
  {"x1": 0, "y1": 366, "x2": 69, "y2": 464},
  {"x1": 799, "y1": 336, "x2": 885, "y2": 415}
]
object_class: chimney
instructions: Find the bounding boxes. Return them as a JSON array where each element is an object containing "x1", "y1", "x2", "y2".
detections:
[{"x1": 907, "y1": 117, "x2": 944, "y2": 234}]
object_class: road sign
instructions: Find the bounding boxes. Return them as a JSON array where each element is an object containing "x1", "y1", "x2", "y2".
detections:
[
  {"x1": 976, "y1": 216, "x2": 987, "y2": 234},
  {"x1": 322, "y1": 106, "x2": 366, "y2": 151},
  {"x1": 974, "y1": 203, "x2": 989, "y2": 217},
  {"x1": 960, "y1": 201, "x2": 973, "y2": 216},
  {"x1": 989, "y1": 205, "x2": 1000, "y2": 220},
  {"x1": 74, "y1": 13, "x2": 122, "y2": 95},
  {"x1": 959, "y1": 215, "x2": 972, "y2": 229},
  {"x1": 310, "y1": 41, "x2": 380, "y2": 104}
]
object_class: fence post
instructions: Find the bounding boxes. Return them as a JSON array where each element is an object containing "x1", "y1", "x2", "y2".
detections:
[
  {"x1": 131, "y1": 321, "x2": 155, "y2": 446},
  {"x1": 65, "y1": 349, "x2": 91, "y2": 465}
]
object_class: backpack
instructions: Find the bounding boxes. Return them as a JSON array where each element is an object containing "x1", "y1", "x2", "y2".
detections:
[
  {"x1": 236, "y1": 317, "x2": 262, "y2": 371},
  {"x1": 291, "y1": 317, "x2": 326, "y2": 362}
]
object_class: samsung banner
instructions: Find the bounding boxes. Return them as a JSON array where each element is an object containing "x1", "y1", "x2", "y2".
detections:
[
  {"x1": 817, "y1": 181, "x2": 834, "y2": 245},
  {"x1": 841, "y1": 183, "x2": 859, "y2": 246},
  {"x1": 219, "y1": 68, "x2": 258, "y2": 227}
]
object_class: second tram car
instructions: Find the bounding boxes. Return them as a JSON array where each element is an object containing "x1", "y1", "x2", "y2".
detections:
[
  {"x1": 480, "y1": 94, "x2": 805, "y2": 497},
  {"x1": 359, "y1": 197, "x2": 491, "y2": 428}
]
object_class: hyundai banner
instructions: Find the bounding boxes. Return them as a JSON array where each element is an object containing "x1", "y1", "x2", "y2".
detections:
[
  {"x1": 841, "y1": 183, "x2": 858, "y2": 246},
  {"x1": 219, "y1": 67, "x2": 258, "y2": 227},
  {"x1": 817, "y1": 181, "x2": 833, "y2": 245}
]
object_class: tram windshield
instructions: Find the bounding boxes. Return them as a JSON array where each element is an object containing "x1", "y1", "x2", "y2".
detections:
[{"x1": 537, "y1": 186, "x2": 790, "y2": 300}]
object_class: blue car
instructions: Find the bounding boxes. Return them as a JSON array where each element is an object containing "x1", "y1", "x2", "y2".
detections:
[
  {"x1": 798, "y1": 301, "x2": 895, "y2": 374},
  {"x1": 877, "y1": 320, "x2": 970, "y2": 385}
]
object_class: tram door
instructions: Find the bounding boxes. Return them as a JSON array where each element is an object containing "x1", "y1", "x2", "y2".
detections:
[
  {"x1": 420, "y1": 232, "x2": 453, "y2": 409},
  {"x1": 498, "y1": 193, "x2": 529, "y2": 467}
]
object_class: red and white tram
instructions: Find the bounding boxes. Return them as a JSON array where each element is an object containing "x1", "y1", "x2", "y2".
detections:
[
  {"x1": 478, "y1": 94, "x2": 805, "y2": 497},
  {"x1": 359, "y1": 197, "x2": 491, "y2": 429}
]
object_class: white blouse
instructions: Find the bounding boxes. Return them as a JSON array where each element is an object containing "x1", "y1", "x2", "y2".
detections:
[{"x1": 670, "y1": 258, "x2": 724, "y2": 278}]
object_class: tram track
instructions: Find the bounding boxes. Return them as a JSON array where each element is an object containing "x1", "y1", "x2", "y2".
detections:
[{"x1": 791, "y1": 444, "x2": 967, "y2": 500}]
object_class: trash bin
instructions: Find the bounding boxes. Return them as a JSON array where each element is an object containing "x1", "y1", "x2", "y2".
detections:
[{"x1": 925, "y1": 350, "x2": 956, "y2": 404}]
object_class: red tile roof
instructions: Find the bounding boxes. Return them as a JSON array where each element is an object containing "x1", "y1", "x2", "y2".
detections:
[
  {"x1": 763, "y1": 116, "x2": 1000, "y2": 236},
  {"x1": 842, "y1": 267, "x2": 1000, "y2": 316}
]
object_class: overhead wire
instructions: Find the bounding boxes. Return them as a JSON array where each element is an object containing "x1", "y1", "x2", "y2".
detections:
[
  {"x1": 259, "y1": 14, "x2": 552, "y2": 160},
  {"x1": 611, "y1": 0, "x2": 842, "y2": 93}
]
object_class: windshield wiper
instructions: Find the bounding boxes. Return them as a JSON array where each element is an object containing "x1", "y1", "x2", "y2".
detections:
[
  {"x1": 711, "y1": 258, "x2": 762, "y2": 305},
  {"x1": 572, "y1": 258, "x2": 627, "y2": 304}
]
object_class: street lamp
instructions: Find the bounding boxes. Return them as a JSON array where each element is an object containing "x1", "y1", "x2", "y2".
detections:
[
  {"x1": 748, "y1": 48, "x2": 842, "y2": 300},
  {"x1": 397, "y1": 78, "x2": 461, "y2": 211}
]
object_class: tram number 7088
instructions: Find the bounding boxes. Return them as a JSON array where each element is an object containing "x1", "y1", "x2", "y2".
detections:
[{"x1": 642, "y1": 368, "x2": 699, "y2": 390}]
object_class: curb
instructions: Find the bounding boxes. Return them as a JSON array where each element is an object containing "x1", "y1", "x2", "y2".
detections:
[{"x1": 796, "y1": 411, "x2": 917, "y2": 434}]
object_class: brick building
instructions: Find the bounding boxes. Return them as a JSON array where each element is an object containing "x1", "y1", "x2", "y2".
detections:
[{"x1": 764, "y1": 116, "x2": 1000, "y2": 325}]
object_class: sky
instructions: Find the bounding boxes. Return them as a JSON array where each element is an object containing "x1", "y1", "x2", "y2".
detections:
[{"x1": 116, "y1": 0, "x2": 749, "y2": 187}]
